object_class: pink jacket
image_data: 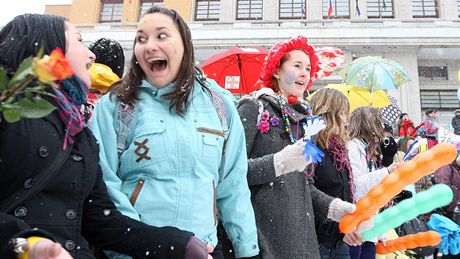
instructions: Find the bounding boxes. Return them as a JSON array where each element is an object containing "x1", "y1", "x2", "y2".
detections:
[{"x1": 433, "y1": 163, "x2": 460, "y2": 211}]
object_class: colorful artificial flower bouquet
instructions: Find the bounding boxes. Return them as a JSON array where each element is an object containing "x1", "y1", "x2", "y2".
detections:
[{"x1": 0, "y1": 48, "x2": 74, "y2": 123}]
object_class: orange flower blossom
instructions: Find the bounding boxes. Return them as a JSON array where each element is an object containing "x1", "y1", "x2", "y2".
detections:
[{"x1": 34, "y1": 48, "x2": 74, "y2": 84}]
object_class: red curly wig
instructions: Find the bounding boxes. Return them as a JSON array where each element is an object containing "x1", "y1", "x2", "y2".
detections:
[{"x1": 259, "y1": 35, "x2": 319, "y2": 91}]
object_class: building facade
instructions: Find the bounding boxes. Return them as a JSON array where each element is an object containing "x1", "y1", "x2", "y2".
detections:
[{"x1": 46, "y1": 0, "x2": 460, "y2": 127}]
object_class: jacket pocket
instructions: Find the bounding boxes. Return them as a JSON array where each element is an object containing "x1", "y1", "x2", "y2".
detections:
[{"x1": 197, "y1": 128, "x2": 224, "y2": 160}]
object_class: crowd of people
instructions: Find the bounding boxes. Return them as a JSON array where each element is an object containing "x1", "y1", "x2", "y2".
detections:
[{"x1": 0, "y1": 5, "x2": 459, "y2": 259}]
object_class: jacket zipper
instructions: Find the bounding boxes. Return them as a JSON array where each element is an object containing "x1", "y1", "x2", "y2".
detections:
[
  {"x1": 197, "y1": 127, "x2": 224, "y2": 138},
  {"x1": 213, "y1": 180, "x2": 217, "y2": 225}
]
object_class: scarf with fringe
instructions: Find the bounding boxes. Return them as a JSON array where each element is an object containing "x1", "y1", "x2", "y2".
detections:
[
  {"x1": 51, "y1": 76, "x2": 88, "y2": 150},
  {"x1": 326, "y1": 135, "x2": 356, "y2": 203}
]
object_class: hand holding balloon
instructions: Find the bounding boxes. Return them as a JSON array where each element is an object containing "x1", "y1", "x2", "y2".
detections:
[
  {"x1": 361, "y1": 184, "x2": 453, "y2": 241},
  {"x1": 339, "y1": 143, "x2": 457, "y2": 234},
  {"x1": 376, "y1": 231, "x2": 441, "y2": 255}
]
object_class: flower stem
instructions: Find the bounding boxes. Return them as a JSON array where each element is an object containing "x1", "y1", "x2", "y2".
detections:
[{"x1": 0, "y1": 74, "x2": 35, "y2": 104}]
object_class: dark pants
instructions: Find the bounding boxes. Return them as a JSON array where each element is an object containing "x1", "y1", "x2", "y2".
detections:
[
  {"x1": 319, "y1": 241, "x2": 350, "y2": 259},
  {"x1": 211, "y1": 243, "x2": 225, "y2": 259},
  {"x1": 349, "y1": 241, "x2": 376, "y2": 259}
]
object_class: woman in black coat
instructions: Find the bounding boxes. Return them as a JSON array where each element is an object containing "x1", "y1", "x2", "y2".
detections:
[{"x1": 0, "y1": 13, "x2": 211, "y2": 259}]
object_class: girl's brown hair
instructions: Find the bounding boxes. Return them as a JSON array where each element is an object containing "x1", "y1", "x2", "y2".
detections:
[
  {"x1": 348, "y1": 106, "x2": 385, "y2": 148},
  {"x1": 109, "y1": 6, "x2": 207, "y2": 115},
  {"x1": 309, "y1": 88, "x2": 349, "y2": 149}
]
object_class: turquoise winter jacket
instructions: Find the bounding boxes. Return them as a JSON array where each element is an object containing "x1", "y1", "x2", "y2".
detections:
[{"x1": 89, "y1": 79, "x2": 259, "y2": 258}]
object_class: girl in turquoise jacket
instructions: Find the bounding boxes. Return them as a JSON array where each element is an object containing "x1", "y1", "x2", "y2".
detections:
[{"x1": 89, "y1": 6, "x2": 259, "y2": 259}]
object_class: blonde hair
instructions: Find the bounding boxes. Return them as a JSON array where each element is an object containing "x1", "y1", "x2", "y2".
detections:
[
  {"x1": 348, "y1": 106, "x2": 385, "y2": 148},
  {"x1": 309, "y1": 88, "x2": 349, "y2": 149}
]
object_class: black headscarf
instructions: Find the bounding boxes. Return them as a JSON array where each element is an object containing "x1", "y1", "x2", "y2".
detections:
[{"x1": 0, "y1": 13, "x2": 65, "y2": 75}]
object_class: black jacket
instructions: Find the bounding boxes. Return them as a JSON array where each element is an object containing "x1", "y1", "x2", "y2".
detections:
[
  {"x1": 313, "y1": 151, "x2": 352, "y2": 249},
  {"x1": 0, "y1": 112, "x2": 192, "y2": 258},
  {"x1": 452, "y1": 115, "x2": 460, "y2": 135}
]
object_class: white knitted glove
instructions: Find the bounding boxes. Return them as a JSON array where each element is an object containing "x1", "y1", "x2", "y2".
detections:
[
  {"x1": 273, "y1": 140, "x2": 311, "y2": 177},
  {"x1": 303, "y1": 116, "x2": 326, "y2": 140},
  {"x1": 327, "y1": 198, "x2": 356, "y2": 222},
  {"x1": 356, "y1": 218, "x2": 374, "y2": 234}
]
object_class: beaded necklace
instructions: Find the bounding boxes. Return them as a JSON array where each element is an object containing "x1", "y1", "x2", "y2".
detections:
[{"x1": 276, "y1": 94, "x2": 308, "y2": 143}]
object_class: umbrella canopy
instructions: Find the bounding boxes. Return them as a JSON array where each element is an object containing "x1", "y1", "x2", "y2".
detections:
[
  {"x1": 380, "y1": 94, "x2": 402, "y2": 125},
  {"x1": 340, "y1": 56, "x2": 410, "y2": 91},
  {"x1": 309, "y1": 83, "x2": 391, "y2": 112},
  {"x1": 201, "y1": 47, "x2": 268, "y2": 94},
  {"x1": 313, "y1": 46, "x2": 347, "y2": 80}
]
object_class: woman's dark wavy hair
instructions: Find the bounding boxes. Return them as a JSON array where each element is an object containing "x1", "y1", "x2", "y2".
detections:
[
  {"x1": 110, "y1": 6, "x2": 207, "y2": 115},
  {"x1": 0, "y1": 13, "x2": 66, "y2": 75}
]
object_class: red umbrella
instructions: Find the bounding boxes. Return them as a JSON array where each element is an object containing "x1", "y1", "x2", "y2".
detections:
[{"x1": 201, "y1": 47, "x2": 268, "y2": 94}]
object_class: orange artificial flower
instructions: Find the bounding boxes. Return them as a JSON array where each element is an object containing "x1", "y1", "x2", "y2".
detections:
[{"x1": 34, "y1": 48, "x2": 74, "y2": 84}]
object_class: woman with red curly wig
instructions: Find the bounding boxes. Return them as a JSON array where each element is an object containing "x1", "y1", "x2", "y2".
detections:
[{"x1": 235, "y1": 36, "x2": 361, "y2": 259}]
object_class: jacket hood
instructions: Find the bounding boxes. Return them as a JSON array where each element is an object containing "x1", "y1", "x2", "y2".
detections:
[{"x1": 89, "y1": 63, "x2": 120, "y2": 93}]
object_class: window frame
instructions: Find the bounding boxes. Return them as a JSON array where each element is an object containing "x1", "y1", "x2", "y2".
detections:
[
  {"x1": 418, "y1": 66, "x2": 448, "y2": 80},
  {"x1": 194, "y1": 0, "x2": 221, "y2": 21},
  {"x1": 457, "y1": 0, "x2": 460, "y2": 17},
  {"x1": 236, "y1": 0, "x2": 263, "y2": 20},
  {"x1": 367, "y1": 0, "x2": 394, "y2": 18},
  {"x1": 322, "y1": 0, "x2": 351, "y2": 19},
  {"x1": 99, "y1": 0, "x2": 124, "y2": 23},
  {"x1": 412, "y1": 0, "x2": 438, "y2": 18},
  {"x1": 139, "y1": 0, "x2": 164, "y2": 19},
  {"x1": 420, "y1": 90, "x2": 459, "y2": 110},
  {"x1": 279, "y1": 0, "x2": 306, "y2": 20}
]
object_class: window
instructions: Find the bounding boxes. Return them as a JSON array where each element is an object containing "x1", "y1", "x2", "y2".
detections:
[
  {"x1": 237, "y1": 0, "x2": 263, "y2": 20},
  {"x1": 100, "y1": 0, "x2": 123, "y2": 23},
  {"x1": 458, "y1": 0, "x2": 460, "y2": 17},
  {"x1": 412, "y1": 0, "x2": 438, "y2": 18},
  {"x1": 420, "y1": 90, "x2": 459, "y2": 109},
  {"x1": 195, "y1": 0, "x2": 220, "y2": 21},
  {"x1": 322, "y1": 0, "x2": 350, "y2": 19},
  {"x1": 367, "y1": 0, "x2": 394, "y2": 18},
  {"x1": 279, "y1": 0, "x2": 306, "y2": 19},
  {"x1": 140, "y1": 0, "x2": 164, "y2": 18},
  {"x1": 418, "y1": 66, "x2": 448, "y2": 80}
]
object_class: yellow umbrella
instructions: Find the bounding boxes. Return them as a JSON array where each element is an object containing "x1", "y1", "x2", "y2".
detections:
[{"x1": 309, "y1": 83, "x2": 391, "y2": 112}]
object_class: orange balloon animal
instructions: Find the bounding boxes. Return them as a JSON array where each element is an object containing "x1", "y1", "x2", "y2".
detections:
[
  {"x1": 376, "y1": 231, "x2": 441, "y2": 254},
  {"x1": 339, "y1": 143, "x2": 456, "y2": 233}
]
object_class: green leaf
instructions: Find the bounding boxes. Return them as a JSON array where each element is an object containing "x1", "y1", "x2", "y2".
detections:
[
  {"x1": 37, "y1": 44, "x2": 45, "y2": 59},
  {"x1": 10, "y1": 57, "x2": 34, "y2": 85},
  {"x1": 17, "y1": 97, "x2": 55, "y2": 119},
  {"x1": 3, "y1": 107, "x2": 21, "y2": 123},
  {"x1": 0, "y1": 103, "x2": 18, "y2": 109},
  {"x1": 0, "y1": 68, "x2": 7, "y2": 91},
  {"x1": 25, "y1": 90, "x2": 33, "y2": 99}
]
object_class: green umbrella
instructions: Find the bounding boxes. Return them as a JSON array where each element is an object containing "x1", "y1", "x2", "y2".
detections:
[{"x1": 340, "y1": 56, "x2": 410, "y2": 91}]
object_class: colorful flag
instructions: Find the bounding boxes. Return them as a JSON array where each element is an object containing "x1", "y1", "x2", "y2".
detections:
[
  {"x1": 328, "y1": 0, "x2": 333, "y2": 17},
  {"x1": 301, "y1": 0, "x2": 306, "y2": 17},
  {"x1": 356, "y1": 0, "x2": 361, "y2": 16}
]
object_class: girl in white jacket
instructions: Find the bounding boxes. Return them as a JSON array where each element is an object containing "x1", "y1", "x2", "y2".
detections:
[{"x1": 347, "y1": 107, "x2": 398, "y2": 259}]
